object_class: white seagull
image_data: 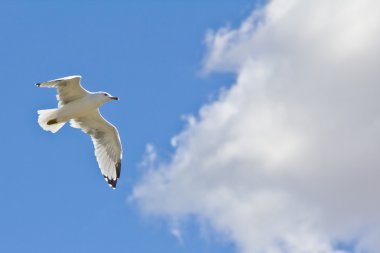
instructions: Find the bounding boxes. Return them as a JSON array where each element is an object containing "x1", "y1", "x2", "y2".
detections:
[{"x1": 36, "y1": 75, "x2": 122, "y2": 189}]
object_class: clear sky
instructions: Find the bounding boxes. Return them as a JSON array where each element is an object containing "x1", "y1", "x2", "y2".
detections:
[
  {"x1": 0, "y1": 1, "x2": 255, "y2": 252},
  {"x1": 2, "y1": 1, "x2": 379, "y2": 253}
]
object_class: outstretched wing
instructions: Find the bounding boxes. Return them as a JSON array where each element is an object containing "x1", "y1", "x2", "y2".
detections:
[
  {"x1": 36, "y1": 75, "x2": 89, "y2": 107},
  {"x1": 70, "y1": 110, "x2": 123, "y2": 189}
]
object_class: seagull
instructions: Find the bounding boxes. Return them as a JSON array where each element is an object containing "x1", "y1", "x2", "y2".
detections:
[{"x1": 36, "y1": 75, "x2": 122, "y2": 189}]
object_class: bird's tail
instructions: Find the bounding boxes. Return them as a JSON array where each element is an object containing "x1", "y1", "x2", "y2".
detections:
[{"x1": 37, "y1": 109, "x2": 65, "y2": 133}]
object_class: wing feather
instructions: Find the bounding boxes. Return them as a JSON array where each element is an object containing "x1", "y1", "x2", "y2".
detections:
[
  {"x1": 36, "y1": 75, "x2": 88, "y2": 107},
  {"x1": 70, "y1": 110, "x2": 122, "y2": 188}
]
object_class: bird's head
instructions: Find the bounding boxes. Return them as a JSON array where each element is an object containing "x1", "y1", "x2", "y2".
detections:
[{"x1": 97, "y1": 92, "x2": 119, "y2": 102}]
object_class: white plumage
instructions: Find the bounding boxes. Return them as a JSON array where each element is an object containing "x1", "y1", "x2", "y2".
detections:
[{"x1": 36, "y1": 75, "x2": 122, "y2": 189}]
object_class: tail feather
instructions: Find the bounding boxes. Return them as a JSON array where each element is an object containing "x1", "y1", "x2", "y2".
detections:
[{"x1": 37, "y1": 109, "x2": 65, "y2": 133}]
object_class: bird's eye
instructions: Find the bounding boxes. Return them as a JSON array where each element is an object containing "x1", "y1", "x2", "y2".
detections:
[{"x1": 104, "y1": 94, "x2": 108, "y2": 96}]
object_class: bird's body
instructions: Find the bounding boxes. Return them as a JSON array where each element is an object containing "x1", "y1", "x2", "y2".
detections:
[
  {"x1": 52, "y1": 93, "x2": 107, "y2": 123},
  {"x1": 36, "y1": 75, "x2": 122, "y2": 189}
]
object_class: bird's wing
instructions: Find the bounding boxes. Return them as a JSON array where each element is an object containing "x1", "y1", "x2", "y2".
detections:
[
  {"x1": 36, "y1": 75, "x2": 89, "y2": 107},
  {"x1": 70, "y1": 109, "x2": 122, "y2": 189}
]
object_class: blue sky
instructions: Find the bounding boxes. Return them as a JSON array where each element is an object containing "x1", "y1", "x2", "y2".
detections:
[
  {"x1": 2, "y1": 1, "x2": 379, "y2": 253},
  {"x1": 0, "y1": 1, "x2": 256, "y2": 252}
]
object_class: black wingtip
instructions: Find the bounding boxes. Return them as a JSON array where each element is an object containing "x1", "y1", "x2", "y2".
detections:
[
  {"x1": 116, "y1": 161, "x2": 121, "y2": 179},
  {"x1": 36, "y1": 83, "x2": 41, "y2": 87},
  {"x1": 102, "y1": 161, "x2": 121, "y2": 189},
  {"x1": 109, "y1": 179, "x2": 117, "y2": 189},
  {"x1": 104, "y1": 175, "x2": 117, "y2": 189}
]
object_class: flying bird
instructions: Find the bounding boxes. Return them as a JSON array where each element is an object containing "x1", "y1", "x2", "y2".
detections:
[{"x1": 36, "y1": 75, "x2": 122, "y2": 189}]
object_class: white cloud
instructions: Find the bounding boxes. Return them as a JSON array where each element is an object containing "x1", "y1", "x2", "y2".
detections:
[{"x1": 132, "y1": 0, "x2": 380, "y2": 252}]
